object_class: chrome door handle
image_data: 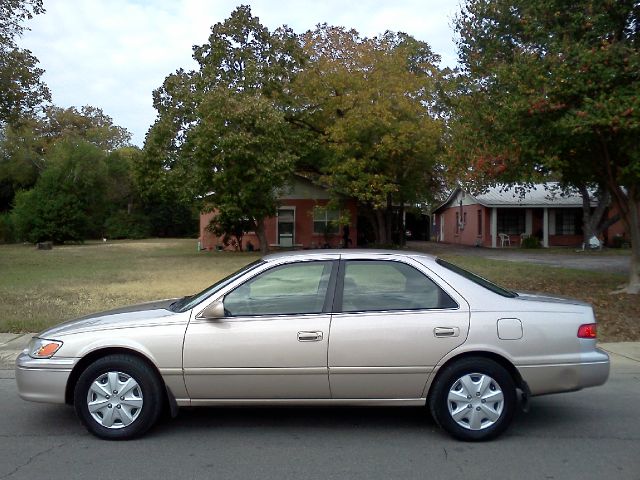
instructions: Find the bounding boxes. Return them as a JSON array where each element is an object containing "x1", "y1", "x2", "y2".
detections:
[
  {"x1": 434, "y1": 327, "x2": 460, "y2": 338},
  {"x1": 297, "y1": 331, "x2": 323, "y2": 342}
]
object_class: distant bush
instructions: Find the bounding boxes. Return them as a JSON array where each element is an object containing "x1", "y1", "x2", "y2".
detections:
[
  {"x1": 11, "y1": 140, "x2": 107, "y2": 243},
  {"x1": 12, "y1": 187, "x2": 91, "y2": 243},
  {"x1": 0, "y1": 212, "x2": 15, "y2": 243},
  {"x1": 611, "y1": 235, "x2": 631, "y2": 249},
  {"x1": 104, "y1": 212, "x2": 151, "y2": 239},
  {"x1": 521, "y1": 236, "x2": 541, "y2": 248}
]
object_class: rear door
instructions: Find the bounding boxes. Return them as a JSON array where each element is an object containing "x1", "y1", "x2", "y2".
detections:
[{"x1": 328, "y1": 256, "x2": 469, "y2": 399}]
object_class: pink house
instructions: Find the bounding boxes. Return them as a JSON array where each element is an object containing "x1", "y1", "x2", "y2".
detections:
[
  {"x1": 432, "y1": 184, "x2": 625, "y2": 248},
  {"x1": 200, "y1": 176, "x2": 358, "y2": 251}
]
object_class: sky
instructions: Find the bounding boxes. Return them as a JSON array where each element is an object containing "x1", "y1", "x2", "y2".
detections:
[{"x1": 20, "y1": 0, "x2": 462, "y2": 146}]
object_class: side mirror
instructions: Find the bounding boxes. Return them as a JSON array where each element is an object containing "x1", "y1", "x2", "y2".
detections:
[{"x1": 197, "y1": 300, "x2": 226, "y2": 320}]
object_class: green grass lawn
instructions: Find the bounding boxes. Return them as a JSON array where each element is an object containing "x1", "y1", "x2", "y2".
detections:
[{"x1": 0, "y1": 239, "x2": 637, "y2": 341}]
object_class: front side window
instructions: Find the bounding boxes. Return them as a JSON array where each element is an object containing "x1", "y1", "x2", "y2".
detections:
[
  {"x1": 340, "y1": 260, "x2": 457, "y2": 312},
  {"x1": 224, "y1": 261, "x2": 333, "y2": 316},
  {"x1": 171, "y1": 260, "x2": 264, "y2": 312},
  {"x1": 313, "y1": 207, "x2": 340, "y2": 234}
]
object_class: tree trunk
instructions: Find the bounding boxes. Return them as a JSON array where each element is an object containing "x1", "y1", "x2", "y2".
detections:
[
  {"x1": 255, "y1": 218, "x2": 268, "y2": 255},
  {"x1": 579, "y1": 185, "x2": 610, "y2": 245},
  {"x1": 625, "y1": 194, "x2": 640, "y2": 294},
  {"x1": 399, "y1": 199, "x2": 406, "y2": 247},
  {"x1": 608, "y1": 183, "x2": 640, "y2": 294},
  {"x1": 374, "y1": 209, "x2": 386, "y2": 245},
  {"x1": 599, "y1": 138, "x2": 638, "y2": 294},
  {"x1": 385, "y1": 193, "x2": 393, "y2": 245}
]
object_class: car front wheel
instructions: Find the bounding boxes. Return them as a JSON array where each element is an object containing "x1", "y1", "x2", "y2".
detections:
[
  {"x1": 73, "y1": 354, "x2": 163, "y2": 440},
  {"x1": 429, "y1": 357, "x2": 516, "y2": 441}
]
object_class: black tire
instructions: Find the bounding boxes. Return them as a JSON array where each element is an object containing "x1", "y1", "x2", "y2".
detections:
[
  {"x1": 73, "y1": 354, "x2": 164, "y2": 440},
  {"x1": 429, "y1": 357, "x2": 516, "y2": 441}
]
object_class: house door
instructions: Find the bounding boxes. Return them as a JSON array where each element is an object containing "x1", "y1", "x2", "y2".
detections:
[{"x1": 278, "y1": 208, "x2": 295, "y2": 247}]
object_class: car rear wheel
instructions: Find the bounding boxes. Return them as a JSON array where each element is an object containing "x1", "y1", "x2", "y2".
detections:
[
  {"x1": 74, "y1": 354, "x2": 163, "y2": 440},
  {"x1": 429, "y1": 357, "x2": 516, "y2": 441}
]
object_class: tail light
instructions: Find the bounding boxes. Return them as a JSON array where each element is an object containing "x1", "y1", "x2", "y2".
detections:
[{"x1": 578, "y1": 323, "x2": 597, "y2": 339}]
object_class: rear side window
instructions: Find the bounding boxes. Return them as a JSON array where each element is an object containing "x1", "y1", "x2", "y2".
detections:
[
  {"x1": 436, "y1": 258, "x2": 517, "y2": 298},
  {"x1": 340, "y1": 260, "x2": 458, "y2": 312}
]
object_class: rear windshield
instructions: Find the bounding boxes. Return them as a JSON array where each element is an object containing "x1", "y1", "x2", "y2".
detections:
[{"x1": 436, "y1": 258, "x2": 518, "y2": 298}]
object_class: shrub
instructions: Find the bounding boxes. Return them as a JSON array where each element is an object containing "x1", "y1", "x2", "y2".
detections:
[
  {"x1": 611, "y1": 235, "x2": 631, "y2": 249},
  {"x1": 521, "y1": 236, "x2": 541, "y2": 248},
  {"x1": 11, "y1": 140, "x2": 107, "y2": 243},
  {"x1": 104, "y1": 212, "x2": 151, "y2": 239},
  {"x1": 0, "y1": 212, "x2": 15, "y2": 243}
]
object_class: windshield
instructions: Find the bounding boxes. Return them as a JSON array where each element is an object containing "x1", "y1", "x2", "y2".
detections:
[
  {"x1": 169, "y1": 260, "x2": 264, "y2": 313},
  {"x1": 436, "y1": 258, "x2": 517, "y2": 298}
]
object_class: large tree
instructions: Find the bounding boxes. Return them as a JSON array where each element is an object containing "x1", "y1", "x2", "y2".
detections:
[
  {"x1": 450, "y1": 0, "x2": 640, "y2": 293},
  {"x1": 291, "y1": 26, "x2": 444, "y2": 244},
  {"x1": 0, "y1": 105, "x2": 131, "y2": 211},
  {"x1": 11, "y1": 139, "x2": 109, "y2": 243},
  {"x1": 142, "y1": 6, "x2": 302, "y2": 253},
  {"x1": 0, "y1": 0, "x2": 50, "y2": 126}
]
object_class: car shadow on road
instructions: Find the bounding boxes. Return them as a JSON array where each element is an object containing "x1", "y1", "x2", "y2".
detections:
[
  {"x1": 18, "y1": 396, "x2": 589, "y2": 441},
  {"x1": 165, "y1": 405, "x2": 436, "y2": 432}
]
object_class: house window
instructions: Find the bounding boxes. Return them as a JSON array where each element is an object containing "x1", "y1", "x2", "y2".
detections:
[
  {"x1": 497, "y1": 209, "x2": 525, "y2": 235},
  {"x1": 477, "y1": 209, "x2": 482, "y2": 236},
  {"x1": 313, "y1": 207, "x2": 339, "y2": 234},
  {"x1": 555, "y1": 209, "x2": 582, "y2": 235}
]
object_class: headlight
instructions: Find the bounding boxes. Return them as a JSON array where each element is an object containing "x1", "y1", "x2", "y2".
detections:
[{"x1": 28, "y1": 338, "x2": 63, "y2": 359}]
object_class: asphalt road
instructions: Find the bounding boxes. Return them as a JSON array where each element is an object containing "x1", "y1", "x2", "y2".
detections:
[{"x1": 1, "y1": 355, "x2": 639, "y2": 480}]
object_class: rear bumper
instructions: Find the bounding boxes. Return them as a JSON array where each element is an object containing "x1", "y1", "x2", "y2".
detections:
[
  {"x1": 15, "y1": 352, "x2": 77, "y2": 404},
  {"x1": 518, "y1": 348, "x2": 610, "y2": 396}
]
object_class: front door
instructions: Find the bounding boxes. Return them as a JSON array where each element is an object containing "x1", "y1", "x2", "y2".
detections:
[
  {"x1": 328, "y1": 258, "x2": 469, "y2": 399},
  {"x1": 277, "y1": 208, "x2": 295, "y2": 247},
  {"x1": 183, "y1": 260, "x2": 336, "y2": 400}
]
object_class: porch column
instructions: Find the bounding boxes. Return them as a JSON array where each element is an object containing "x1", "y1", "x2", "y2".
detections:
[
  {"x1": 543, "y1": 207, "x2": 549, "y2": 248},
  {"x1": 491, "y1": 208, "x2": 497, "y2": 248},
  {"x1": 525, "y1": 209, "x2": 533, "y2": 235}
]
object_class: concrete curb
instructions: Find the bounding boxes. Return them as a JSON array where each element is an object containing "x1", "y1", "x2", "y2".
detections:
[
  {"x1": 598, "y1": 342, "x2": 640, "y2": 363},
  {"x1": 0, "y1": 333, "x2": 33, "y2": 369}
]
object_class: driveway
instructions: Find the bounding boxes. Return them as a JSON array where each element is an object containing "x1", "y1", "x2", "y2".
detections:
[{"x1": 407, "y1": 241, "x2": 630, "y2": 274}]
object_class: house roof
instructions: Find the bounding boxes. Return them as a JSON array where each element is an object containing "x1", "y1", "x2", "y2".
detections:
[{"x1": 433, "y1": 183, "x2": 596, "y2": 213}]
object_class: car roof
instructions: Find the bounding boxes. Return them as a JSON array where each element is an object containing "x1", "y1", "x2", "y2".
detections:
[{"x1": 261, "y1": 249, "x2": 438, "y2": 263}]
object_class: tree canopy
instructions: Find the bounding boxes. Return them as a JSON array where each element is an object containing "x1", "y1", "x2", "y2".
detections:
[
  {"x1": 449, "y1": 0, "x2": 640, "y2": 293},
  {"x1": 291, "y1": 26, "x2": 444, "y2": 243},
  {"x1": 143, "y1": 6, "x2": 302, "y2": 253},
  {"x1": 142, "y1": 8, "x2": 447, "y2": 249},
  {"x1": 0, "y1": 0, "x2": 50, "y2": 126},
  {"x1": 0, "y1": 106, "x2": 132, "y2": 212}
]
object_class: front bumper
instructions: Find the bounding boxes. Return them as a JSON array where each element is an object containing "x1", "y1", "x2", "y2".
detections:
[
  {"x1": 15, "y1": 352, "x2": 78, "y2": 404},
  {"x1": 518, "y1": 348, "x2": 610, "y2": 396}
]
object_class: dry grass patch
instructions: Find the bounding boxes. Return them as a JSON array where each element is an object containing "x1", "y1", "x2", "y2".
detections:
[
  {"x1": 441, "y1": 255, "x2": 640, "y2": 342},
  {"x1": 1, "y1": 239, "x2": 637, "y2": 341},
  {"x1": 0, "y1": 239, "x2": 258, "y2": 333}
]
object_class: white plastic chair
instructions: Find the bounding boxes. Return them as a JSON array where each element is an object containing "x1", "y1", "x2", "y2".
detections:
[{"x1": 498, "y1": 233, "x2": 511, "y2": 247}]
